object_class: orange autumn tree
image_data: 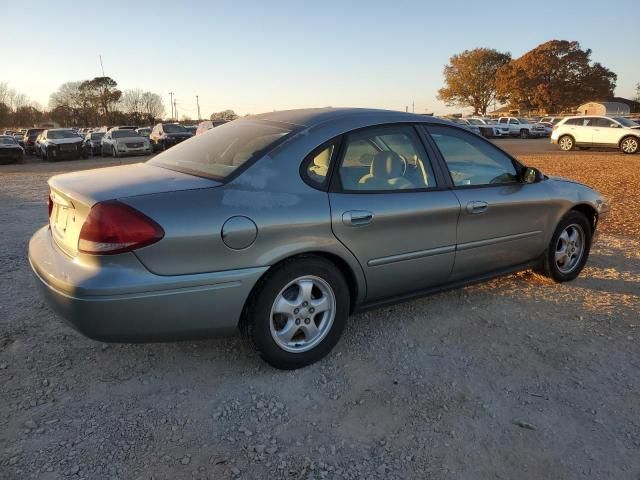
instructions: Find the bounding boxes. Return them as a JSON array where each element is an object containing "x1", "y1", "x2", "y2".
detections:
[
  {"x1": 496, "y1": 40, "x2": 616, "y2": 113},
  {"x1": 437, "y1": 48, "x2": 511, "y2": 115}
]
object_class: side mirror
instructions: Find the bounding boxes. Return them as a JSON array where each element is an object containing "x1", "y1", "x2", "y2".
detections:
[
  {"x1": 522, "y1": 166, "x2": 543, "y2": 184},
  {"x1": 610, "y1": 123, "x2": 620, "y2": 128}
]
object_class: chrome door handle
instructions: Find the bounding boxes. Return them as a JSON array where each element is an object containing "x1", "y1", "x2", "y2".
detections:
[
  {"x1": 342, "y1": 210, "x2": 374, "y2": 226},
  {"x1": 466, "y1": 201, "x2": 488, "y2": 214}
]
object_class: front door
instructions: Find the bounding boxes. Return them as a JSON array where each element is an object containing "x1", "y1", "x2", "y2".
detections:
[
  {"x1": 328, "y1": 124, "x2": 460, "y2": 301},
  {"x1": 425, "y1": 124, "x2": 552, "y2": 280}
]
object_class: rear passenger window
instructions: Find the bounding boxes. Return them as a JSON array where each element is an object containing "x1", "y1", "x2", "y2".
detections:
[
  {"x1": 427, "y1": 125, "x2": 518, "y2": 187},
  {"x1": 338, "y1": 125, "x2": 436, "y2": 192},
  {"x1": 305, "y1": 145, "x2": 335, "y2": 186}
]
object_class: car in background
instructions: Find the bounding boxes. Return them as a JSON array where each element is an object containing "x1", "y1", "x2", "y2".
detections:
[
  {"x1": 540, "y1": 116, "x2": 563, "y2": 125},
  {"x1": 12, "y1": 132, "x2": 25, "y2": 148},
  {"x1": 449, "y1": 118, "x2": 481, "y2": 135},
  {"x1": 109, "y1": 125, "x2": 138, "y2": 131},
  {"x1": 0, "y1": 134, "x2": 24, "y2": 164},
  {"x1": 532, "y1": 122, "x2": 553, "y2": 137},
  {"x1": 551, "y1": 115, "x2": 640, "y2": 154},
  {"x1": 83, "y1": 131, "x2": 105, "y2": 156},
  {"x1": 38, "y1": 129, "x2": 86, "y2": 161},
  {"x1": 183, "y1": 125, "x2": 197, "y2": 135},
  {"x1": 149, "y1": 123, "x2": 193, "y2": 150},
  {"x1": 28, "y1": 108, "x2": 608, "y2": 369},
  {"x1": 466, "y1": 118, "x2": 508, "y2": 138},
  {"x1": 101, "y1": 129, "x2": 152, "y2": 158},
  {"x1": 498, "y1": 117, "x2": 541, "y2": 138},
  {"x1": 195, "y1": 120, "x2": 228, "y2": 136},
  {"x1": 136, "y1": 127, "x2": 151, "y2": 138}
]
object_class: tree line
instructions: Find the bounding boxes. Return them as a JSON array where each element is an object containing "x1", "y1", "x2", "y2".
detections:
[
  {"x1": 0, "y1": 77, "x2": 166, "y2": 128},
  {"x1": 437, "y1": 40, "x2": 628, "y2": 115}
]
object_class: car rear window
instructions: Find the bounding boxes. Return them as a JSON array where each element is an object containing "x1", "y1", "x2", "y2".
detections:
[{"x1": 149, "y1": 120, "x2": 294, "y2": 181}]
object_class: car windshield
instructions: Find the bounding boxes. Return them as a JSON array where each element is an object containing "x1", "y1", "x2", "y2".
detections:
[
  {"x1": 0, "y1": 136, "x2": 17, "y2": 145},
  {"x1": 137, "y1": 128, "x2": 150, "y2": 135},
  {"x1": 47, "y1": 130, "x2": 78, "y2": 139},
  {"x1": 163, "y1": 124, "x2": 187, "y2": 133},
  {"x1": 467, "y1": 119, "x2": 483, "y2": 125},
  {"x1": 112, "y1": 130, "x2": 141, "y2": 138},
  {"x1": 90, "y1": 133, "x2": 105, "y2": 140},
  {"x1": 149, "y1": 120, "x2": 294, "y2": 180},
  {"x1": 518, "y1": 118, "x2": 529, "y2": 123},
  {"x1": 612, "y1": 117, "x2": 638, "y2": 127}
]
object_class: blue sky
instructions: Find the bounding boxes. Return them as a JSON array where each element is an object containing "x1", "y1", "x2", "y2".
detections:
[{"x1": 3, "y1": 0, "x2": 639, "y2": 117}]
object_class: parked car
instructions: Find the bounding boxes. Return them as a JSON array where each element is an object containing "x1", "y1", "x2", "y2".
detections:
[
  {"x1": 38, "y1": 129, "x2": 86, "y2": 161},
  {"x1": 183, "y1": 125, "x2": 197, "y2": 135},
  {"x1": 29, "y1": 108, "x2": 609, "y2": 369},
  {"x1": 551, "y1": 115, "x2": 640, "y2": 154},
  {"x1": 109, "y1": 125, "x2": 138, "y2": 131},
  {"x1": 532, "y1": 122, "x2": 553, "y2": 137},
  {"x1": 539, "y1": 116, "x2": 563, "y2": 125},
  {"x1": 466, "y1": 118, "x2": 508, "y2": 138},
  {"x1": 498, "y1": 117, "x2": 539, "y2": 138},
  {"x1": 449, "y1": 118, "x2": 481, "y2": 135},
  {"x1": 195, "y1": 120, "x2": 228, "y2": 135},
  {"x1": 12, "y1": 132, "x2": 25, "y2": 148},
  {"x1": 149, "y1": 123, "x2": 193, "y2": 150},
  {"x1": 136, "y1": 127, "x2": 151, "y2": 138},
  {"x1": 101, "y1": 129, "x2": 152, "y2": 158},
  {"x1": 83, "y1": 131, "x2": 105, "y2": 156},
  {"x1": 0, "y1": 134, "x2": 24, "y2": 164}
]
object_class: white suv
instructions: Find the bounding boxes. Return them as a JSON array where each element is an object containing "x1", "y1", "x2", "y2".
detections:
[{"x1": 551, "y1": 115, "x2": 640, "y2": 154}]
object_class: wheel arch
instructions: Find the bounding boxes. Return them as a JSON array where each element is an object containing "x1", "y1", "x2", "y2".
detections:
[
  {"x1": 570, "y1": 203, "x2": 598, "y2": 232},
  {"x1": 618, "y1": 134, "x2": 639, "y2": 149},
  {"x1": 240, "y1": 250, "x2": 364, "y2": 330}
]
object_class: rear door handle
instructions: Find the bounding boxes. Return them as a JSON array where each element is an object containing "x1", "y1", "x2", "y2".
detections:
[
  {"x1": 342, "y1": 210, "x2": 374, "y2": 226},
  {"x1": 466, "y1": 201, "x2": 488, "y2": 214}
]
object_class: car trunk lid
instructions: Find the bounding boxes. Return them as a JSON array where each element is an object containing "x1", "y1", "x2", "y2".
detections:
[{"x1": 48, "y1": 162, "x2": 220, "y2": 256}]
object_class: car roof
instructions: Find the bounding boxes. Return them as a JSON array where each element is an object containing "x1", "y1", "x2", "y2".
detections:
[{"x1": 247, "y1": 107, "x2": 449, "y2": 128}]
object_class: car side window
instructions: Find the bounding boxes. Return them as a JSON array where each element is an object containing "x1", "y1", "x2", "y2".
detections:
[
  {"x1": 564, "y1": 118, "x2": 582, "y2": 126},
  {"x1": 337, "y1": 125, "x2": 436, "y2": 192},
  {"x1": 592, "y1": 117, "x2": 614, "y2": 128},
  {"x1": 509, "y1": 118, "x2": 519, "y2": 124},
  {"x1": 304, "y1": 144, "x2": 335, "y2": 186},
  {"x1": 427, "y1": 125, "x2": 519, "y2": 187}
]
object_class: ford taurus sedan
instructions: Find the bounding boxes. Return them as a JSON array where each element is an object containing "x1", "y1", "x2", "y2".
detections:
[{"x1": 29, "y1": 108, "x2": 609, "y2": 369}]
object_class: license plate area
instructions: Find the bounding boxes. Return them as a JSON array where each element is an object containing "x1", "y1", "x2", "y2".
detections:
[{"x1": 50, "y1": 193, "x2": 74, "y2": 240}]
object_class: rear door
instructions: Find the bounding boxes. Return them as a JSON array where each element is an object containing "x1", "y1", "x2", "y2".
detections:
[
  {"x1": 327, "y1": 124, "x2": 460, "y2": 301},
  {"x1": 591, "y1": 117, "x2": 621, "y2": 146},
  {"x1": 424, "y1": 124, "x2": 551, "y2": 280}
]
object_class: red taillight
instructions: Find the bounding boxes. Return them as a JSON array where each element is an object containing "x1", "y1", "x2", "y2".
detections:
[
  {"x1": 47, "y1": 193, "x2": 53, "y2": 218},
  {"x1": 78, "y1": 201, "x2": 164, "y2": 255}
]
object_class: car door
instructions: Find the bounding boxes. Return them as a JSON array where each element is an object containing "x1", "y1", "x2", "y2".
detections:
[
  {"x1": 424, "y1": 124, "x2": 551, "y2": 280},
  {"x1": 591, "y1": 117, "x2": 621, "y2": 146},
  {"x1": 327, "y1": 124, "x2": 460, "y2": 301}
]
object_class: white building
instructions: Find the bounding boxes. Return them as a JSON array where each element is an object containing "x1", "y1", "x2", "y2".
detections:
[{"x1": 577, "y1": 102, "x2": 630, "y2": 116}]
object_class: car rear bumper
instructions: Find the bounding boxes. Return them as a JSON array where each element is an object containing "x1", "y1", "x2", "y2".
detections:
[{"x1": 28, "y1": 226, "x2": 267, "y2": 342}]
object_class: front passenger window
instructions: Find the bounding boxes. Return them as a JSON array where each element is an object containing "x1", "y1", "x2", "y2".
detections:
[{"x1": 427, "y1": 125, "x2": 519, "y2": 187}]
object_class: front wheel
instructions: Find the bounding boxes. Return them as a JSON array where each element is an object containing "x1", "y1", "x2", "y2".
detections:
[
  {"x1": 620, "y1": 136, "x2": 639, "y2": 154},
  {"x1": 558, "y1": 135, "x2": 574, "y2": 151},
  {"x1": 537, "y1": 211, "x2": 592, "y2": 282},
  {"x1": 243, "y1": 256, "x2": 350, "y2": 369}
]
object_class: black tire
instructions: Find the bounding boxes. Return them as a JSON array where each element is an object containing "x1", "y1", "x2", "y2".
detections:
[
  {"x1": 619, "y1": 136, "x2": 639, "y2": 154},
  {"x1": 520, "y1": 129, "x2": 529, "y2": 139},
  {"x1": 46, "y1": 149, "x2": 54, "y2": 162},
  {"x1": 243, "y1": 256, "x2": 350, "y2": 370},
  {"x1": 558, "y1": 135, "x2": 574, "y2": 151},
  {"x1": 537, "y1": 211, "x2": 592, "y2": 282}
]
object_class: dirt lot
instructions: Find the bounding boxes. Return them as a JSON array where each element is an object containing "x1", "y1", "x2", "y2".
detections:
[{"x1": 1, "y1": 144, "x2": 639, "y2": 479}]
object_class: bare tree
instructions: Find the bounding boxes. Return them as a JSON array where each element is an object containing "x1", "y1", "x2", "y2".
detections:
[
  {"x1": 140, "y1": 92, "x2": 165, "y2": 123},
  {"x1": 121, "y1": 88, "x2": 145, "y2": 123}
]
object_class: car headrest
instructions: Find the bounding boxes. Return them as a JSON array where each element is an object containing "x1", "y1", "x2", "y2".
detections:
[
  {"x1": 370, "y1": 151, "x2": 405, "y2": 179},
  {"x1": 314, "y1": 148, "x2": 331, "y2": 169}
]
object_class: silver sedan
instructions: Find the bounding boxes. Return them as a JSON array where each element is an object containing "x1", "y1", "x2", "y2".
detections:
[{"x1": 29, "y1": 108, "x2": 609, "y2": 369}]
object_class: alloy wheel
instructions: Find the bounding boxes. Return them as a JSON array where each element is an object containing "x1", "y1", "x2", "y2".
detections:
[
  {"x1": 269, "y1": 275, "x2": 336, "y2": 353},
  {"x1": 621, "y1": 137, "x2": 638, "y2": 154},
  {"x1": 555, "y1": 224, "x2": 585, "y2": 274},
  {"x1": 559, "y1": 136, "x2": 573, "y2": 151}
]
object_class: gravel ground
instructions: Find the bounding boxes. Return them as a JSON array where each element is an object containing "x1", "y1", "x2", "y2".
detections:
[{"x1": 0, "y1": 149, "x2": 639, "y2": 480}]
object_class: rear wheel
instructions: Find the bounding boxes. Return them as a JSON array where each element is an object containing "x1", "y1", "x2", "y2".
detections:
[
  {"x1": 537, "y1": 211, "x2": 592, "y2": 282},
  {"x1": 620, "y1": 136, "x2": 639, "y2": 154},
  {"x1": 243, "y1": 256, "x2": 349, "y2": 369},
  {"x1": 558, "y1": 135, "x2": 574, "y2": 151}
]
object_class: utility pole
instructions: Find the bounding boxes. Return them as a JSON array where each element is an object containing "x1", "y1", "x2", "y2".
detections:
[
  {"x1": 174, "y1": 99, "x2": 178, "y2": 121},
  {"x1": 196, "y1": 95, "x2": 201, "y2": 121},
  {"x1": 412, "y1": 101, "x2": 415, "y2": 113},
  {"x1": 99, "y1": 55, "x2": 105, "y2": 76},
  {"x1": 168, "y1": 92, "x2": 174, "y2": 120}
]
